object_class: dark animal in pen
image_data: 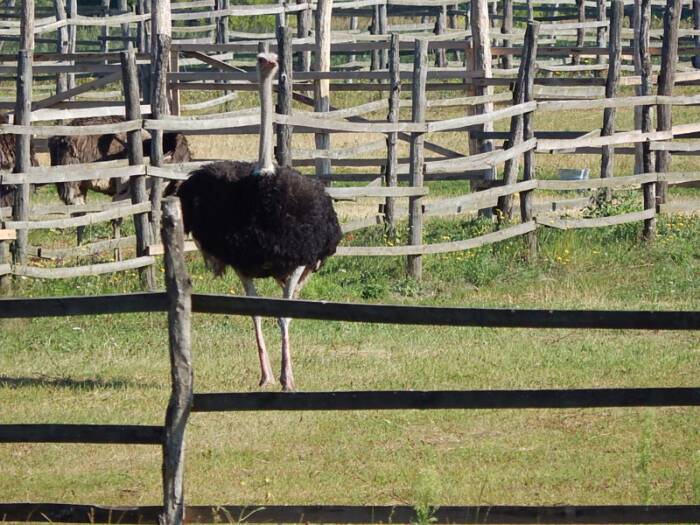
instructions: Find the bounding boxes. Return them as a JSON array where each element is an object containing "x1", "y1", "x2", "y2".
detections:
[
  {"x1": 174, "y1": 53, "x2": 342, "y2": 391},
  {"x1": 0, "y1": 112, "x2": 39, "y2": 209},
  {"x1": 48, "y1": 115, "x2": 192, "y2": 246},
  {"x1": 49, "y1": 115, "x2": 192, "y2": 206}
]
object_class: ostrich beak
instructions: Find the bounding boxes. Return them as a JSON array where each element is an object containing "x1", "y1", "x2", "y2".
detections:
[{"x1": 256, "y1": 52, "x2": 279, "y2": 74}]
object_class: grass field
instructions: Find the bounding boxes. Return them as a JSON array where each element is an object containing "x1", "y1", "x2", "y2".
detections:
[
  {"x1": 2, "y1": 208, "x2": 699, "y2": 511},
  {"x1": 2, "y1": 53, "x2": 700, "y2": 517}
]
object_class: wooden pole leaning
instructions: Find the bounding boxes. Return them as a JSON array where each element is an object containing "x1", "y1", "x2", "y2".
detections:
[
  {"x1": 434, "y1": 6, "x2": 447, "y2": 67},
  {"x1": 12, "y1": 0, "x2": 34, "y2": 276},
  {"x1": 276, "y1": 25, "x2": 293, "y2": 168},
  {"x1": 600, "y1": 0, "x2": 623, "y2": 197},
  {"x1": 596, "y1": 0, "x2": 608, "y2": 67},
  {"x1": 497, "y1": 20, "x2": 532, "y2": 219},
  {"x1": 314, "y1": 0, "x2": 333, "y2": 181},
  {"x1": 159, "y1": 196, "x2": 193, "y2": 525},
  {"x1": 407, "y1": 39, "x2": 428, "y2": 281},
  {"x1": 384, "y1": 33, "x2": 400, "y2": 234},
  {"x1": 121, "y1": 47, "x2": 157, "y2": 290},
  {"x1": 655, "y1": 0, "x2": 681, "y2": 204},
  {"x1": 520, "y1": 21, "x2": 539, "y2": 261}
]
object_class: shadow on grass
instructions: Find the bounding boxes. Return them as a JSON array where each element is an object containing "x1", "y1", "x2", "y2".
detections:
[{"x1": 0, "y1": 375, "x2": 149, "y2": 390}]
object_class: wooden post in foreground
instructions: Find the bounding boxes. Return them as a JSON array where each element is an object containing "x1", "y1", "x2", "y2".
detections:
[
  {"x1": 655, "y1": 0, "x2": 681, "y2": 204},
  {"x1": 12, "y1": 0, "x2": 34, "y2": 272},
  {"x1": 159, "y1": 196, "x2": 193, "y2": 525},
  {"x1": 384, "y1": 33, "x2": 400, "y2": 233},
  {"x1": 600, "y1": 0, "x2": 623, "y2": 196},
  {"x1": 501, "y1": 0, "x2": 513, "y2": 69},
  {"x1": 407, "y1": 39, "x2": 428, "y2": 281},
  {"x1": 520, "y1": 21, "x2": 539, "y2": 260},
  {"x1": 121, "y1": 47, "x2": 156, "y2": 290},
  {"x1": 276, "y1": 25, "x2": 293, "y2": 167},
  {"x1": 314, "y1": 0, "x2": 332, "y2": 180}
]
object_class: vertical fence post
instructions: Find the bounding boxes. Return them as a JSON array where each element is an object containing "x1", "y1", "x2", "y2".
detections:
[
  {"x1": 276, "y1": 25, "x2": 293, "y2": 167},
  {"x1": 297, "y1": 0, "x2": 311, "y2": 72},
  {"x1": 12, "y1": 0, "x2": 34, "y2": 273},
  {"x1": 118, "y1": 0, "x2": 130, "y2": 49},
  {"x1": 638, "y1": 0, "x2": 652, "y2": 175},
  {"x1": 497, "y1": 20, "x2": 531, "y2": 219},
  {"x1": 371, "y1": 5, "x2": 380, "y2": 71},
  {"x1": 121, "y1": 47, "x2": 156, "y2": 290},
  {"x1": 150, "y1": 0, "x2": 172, "y2": 241},
  {"x1": 384, "y1": 32, "x2": 400, "y2": 233},
  {"x1": 434, "y1": 6, "x2": 447, "y2": 67},
  {"x1": 501, "y1": 0, "x2": 513, "y2": 69},
  {"x1": 215, "y1": 0, "x2": 229, "y2": 44},
  {"x1": 407, "y1": 39, "x2": 427, "y2": 281},
  {"x1": 101, "y1": 0, "x2": 110, "y2": 59},
  {"x1": 600, "y1": 0, "x2": 622, "y2": 196},
  {"x1": 520, "y1": 21, "x2": 539, "y2": 260},
  {"x1": 314, "y1": 0, "x2": 332, "y2": 180},
  {"x1": 54, "y1": 0, "x2": 68, "y2": 94},
  {"x1": 573, "y1": 0, "x2": 585, "y2": 64},
  {"x1": 67, "y1": 0, "x2": 76, "y2": 90},
  {"x1": 694, "y1": 0, "x2": 700, "y2": 68},
  {"x1": 467, "y1": 0, "x2": 495, "y2": 214},
  {"x1": 639, "y1": 0, "x2": 655, "y2": 240},
  {"x1": 137, "y1": 0, "x2": 151, "y2": 103},
  {"x1": 633, "y1": 0, "x2": 643, "y2": 174},
  {"x1": 379, "y1": 3, "x2": 388, "y2": 68},
  {"x1": 159, "y1": 196, "x2": 193, "y2": 525},
  {"x1": 596, "y1": 0, "x2": 607, "y2": 67},
  {"x1": 655, "y1": 0, "x2": 681, "y2": 204}
]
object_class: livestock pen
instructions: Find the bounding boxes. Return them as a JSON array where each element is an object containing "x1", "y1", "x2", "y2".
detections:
[{"x1": 1, "y1": 0, "x2": 700, "y2": 289}]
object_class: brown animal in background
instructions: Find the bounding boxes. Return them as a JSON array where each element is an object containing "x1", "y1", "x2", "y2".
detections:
[
  {"x1": 48, "y1": 115, "x2": 192, "y2": 205},
  {"x1": 0, "y1": 112, "x2": 39, "y2": 208}
]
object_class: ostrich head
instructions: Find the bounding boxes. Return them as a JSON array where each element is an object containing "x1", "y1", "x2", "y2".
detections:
[{"x1": 256, "y1": 52, "x2": 278, "y2": 176}]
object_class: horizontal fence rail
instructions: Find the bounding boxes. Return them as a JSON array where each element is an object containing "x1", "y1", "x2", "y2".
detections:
[
  {"x1": 1, "y1": 293, "x2": 699, "y2": 329},
  {"x1": 1, "y1": 503, "x2": 700, "y2": 524}
]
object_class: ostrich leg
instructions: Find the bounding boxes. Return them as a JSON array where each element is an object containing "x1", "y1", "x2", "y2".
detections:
[
  {"x1": 278, "y1": 265, "x2": 307, "y2": 391},
  {"x1": 238, "y1": 273, "x2": 275, "y2": 386}
]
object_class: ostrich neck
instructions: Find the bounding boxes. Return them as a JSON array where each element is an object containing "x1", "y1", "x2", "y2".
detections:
[{"x1": 258, "y1": 68, "x2": 275, "y2": 174}]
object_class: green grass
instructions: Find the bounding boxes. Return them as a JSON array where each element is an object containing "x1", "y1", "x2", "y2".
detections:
[{"x1": 1, "y1": 209, "x2": 699, "y2": 510}]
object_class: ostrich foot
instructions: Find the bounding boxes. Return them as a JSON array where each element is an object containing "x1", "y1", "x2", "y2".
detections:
[
  {"x1": 259, "y1": 374, "x2": 276, "y2": 387},
  {"x1": 280, "y1": 374, "x2": 295, "y2": 392}
]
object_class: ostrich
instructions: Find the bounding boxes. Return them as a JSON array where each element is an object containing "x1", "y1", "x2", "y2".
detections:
[
  {"x1": 0, "y1": 112, "x2": 39, "y2": 208},
  {"x1": 175, "y1": 53, "x2": 342, "y2": 391},
  {"x1": 49, "y1": 115, "x2": 192, "y2": 206}
]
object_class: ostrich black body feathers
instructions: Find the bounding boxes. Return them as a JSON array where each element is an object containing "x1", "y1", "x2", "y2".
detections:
[{"x1": 176, "y1": 161, "x2": 342, "y2": 280}]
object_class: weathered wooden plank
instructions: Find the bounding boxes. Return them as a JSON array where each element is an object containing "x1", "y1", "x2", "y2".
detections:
[
  {"x1": 0, "y1": 229, "x2": 16, "y2": 240},
  {"x1": 1, "y1": 164, "x2": 145, "y2": 185},
  {"x1": 426, "y1": 101, "x2": 537, "y2": 132},
  {"x1": 3, "y1": 202, "x2": 151, "y2": 230},
  {"x1": 0, "y1": 293, "x2": 167, "y2": 318},
  {"x1": 35, "y1": 236, "x2": 137, "y2": 260},
  {"x1": 12, "y1": 256, "x2": 155, "y2": 279},
  {"x1": 657, "y1": 171, "x2": 700, "y2": 183},
  {"x1": 536, "y1": 208, "x2": 656, "y2": 229},
  {"x1": 0, "y1": 119, "x2": 141, "y2": 138},
  {"x1": 425, "y1": 180, "x2": 538, "y2": 214},
  {"x1": 2, "y1": 503, "x2": 700, "y2": 525},
  {"x1": 538, "y1": 173, "x2": 657, "y2": 190},
  {"x1": 292, "y1": 139, "x2": 385, "y2": 160},
  {"x1": 337, "y1": 222, "x2": 537, "y2": 256},
  {"x1": 0, "y1": 424, "x2": 162, "y2": 444},
  {"x1": 422, "y1": 138, "x2": 537, "y2": 174},
  {"x1": 326, "y1": 186, "x2": 428, "y2": 199}
]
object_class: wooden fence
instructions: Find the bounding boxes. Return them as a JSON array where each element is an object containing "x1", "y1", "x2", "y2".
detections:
[
  {"x1": 0, "y1": 0, "x2": 699, "y2": 286},
  {"x1": 0, "y1": 197, "x2": 699, "y2": 525},
  {"x1": 0, "y1": 198, "x2": 700, "y2": 524}
]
